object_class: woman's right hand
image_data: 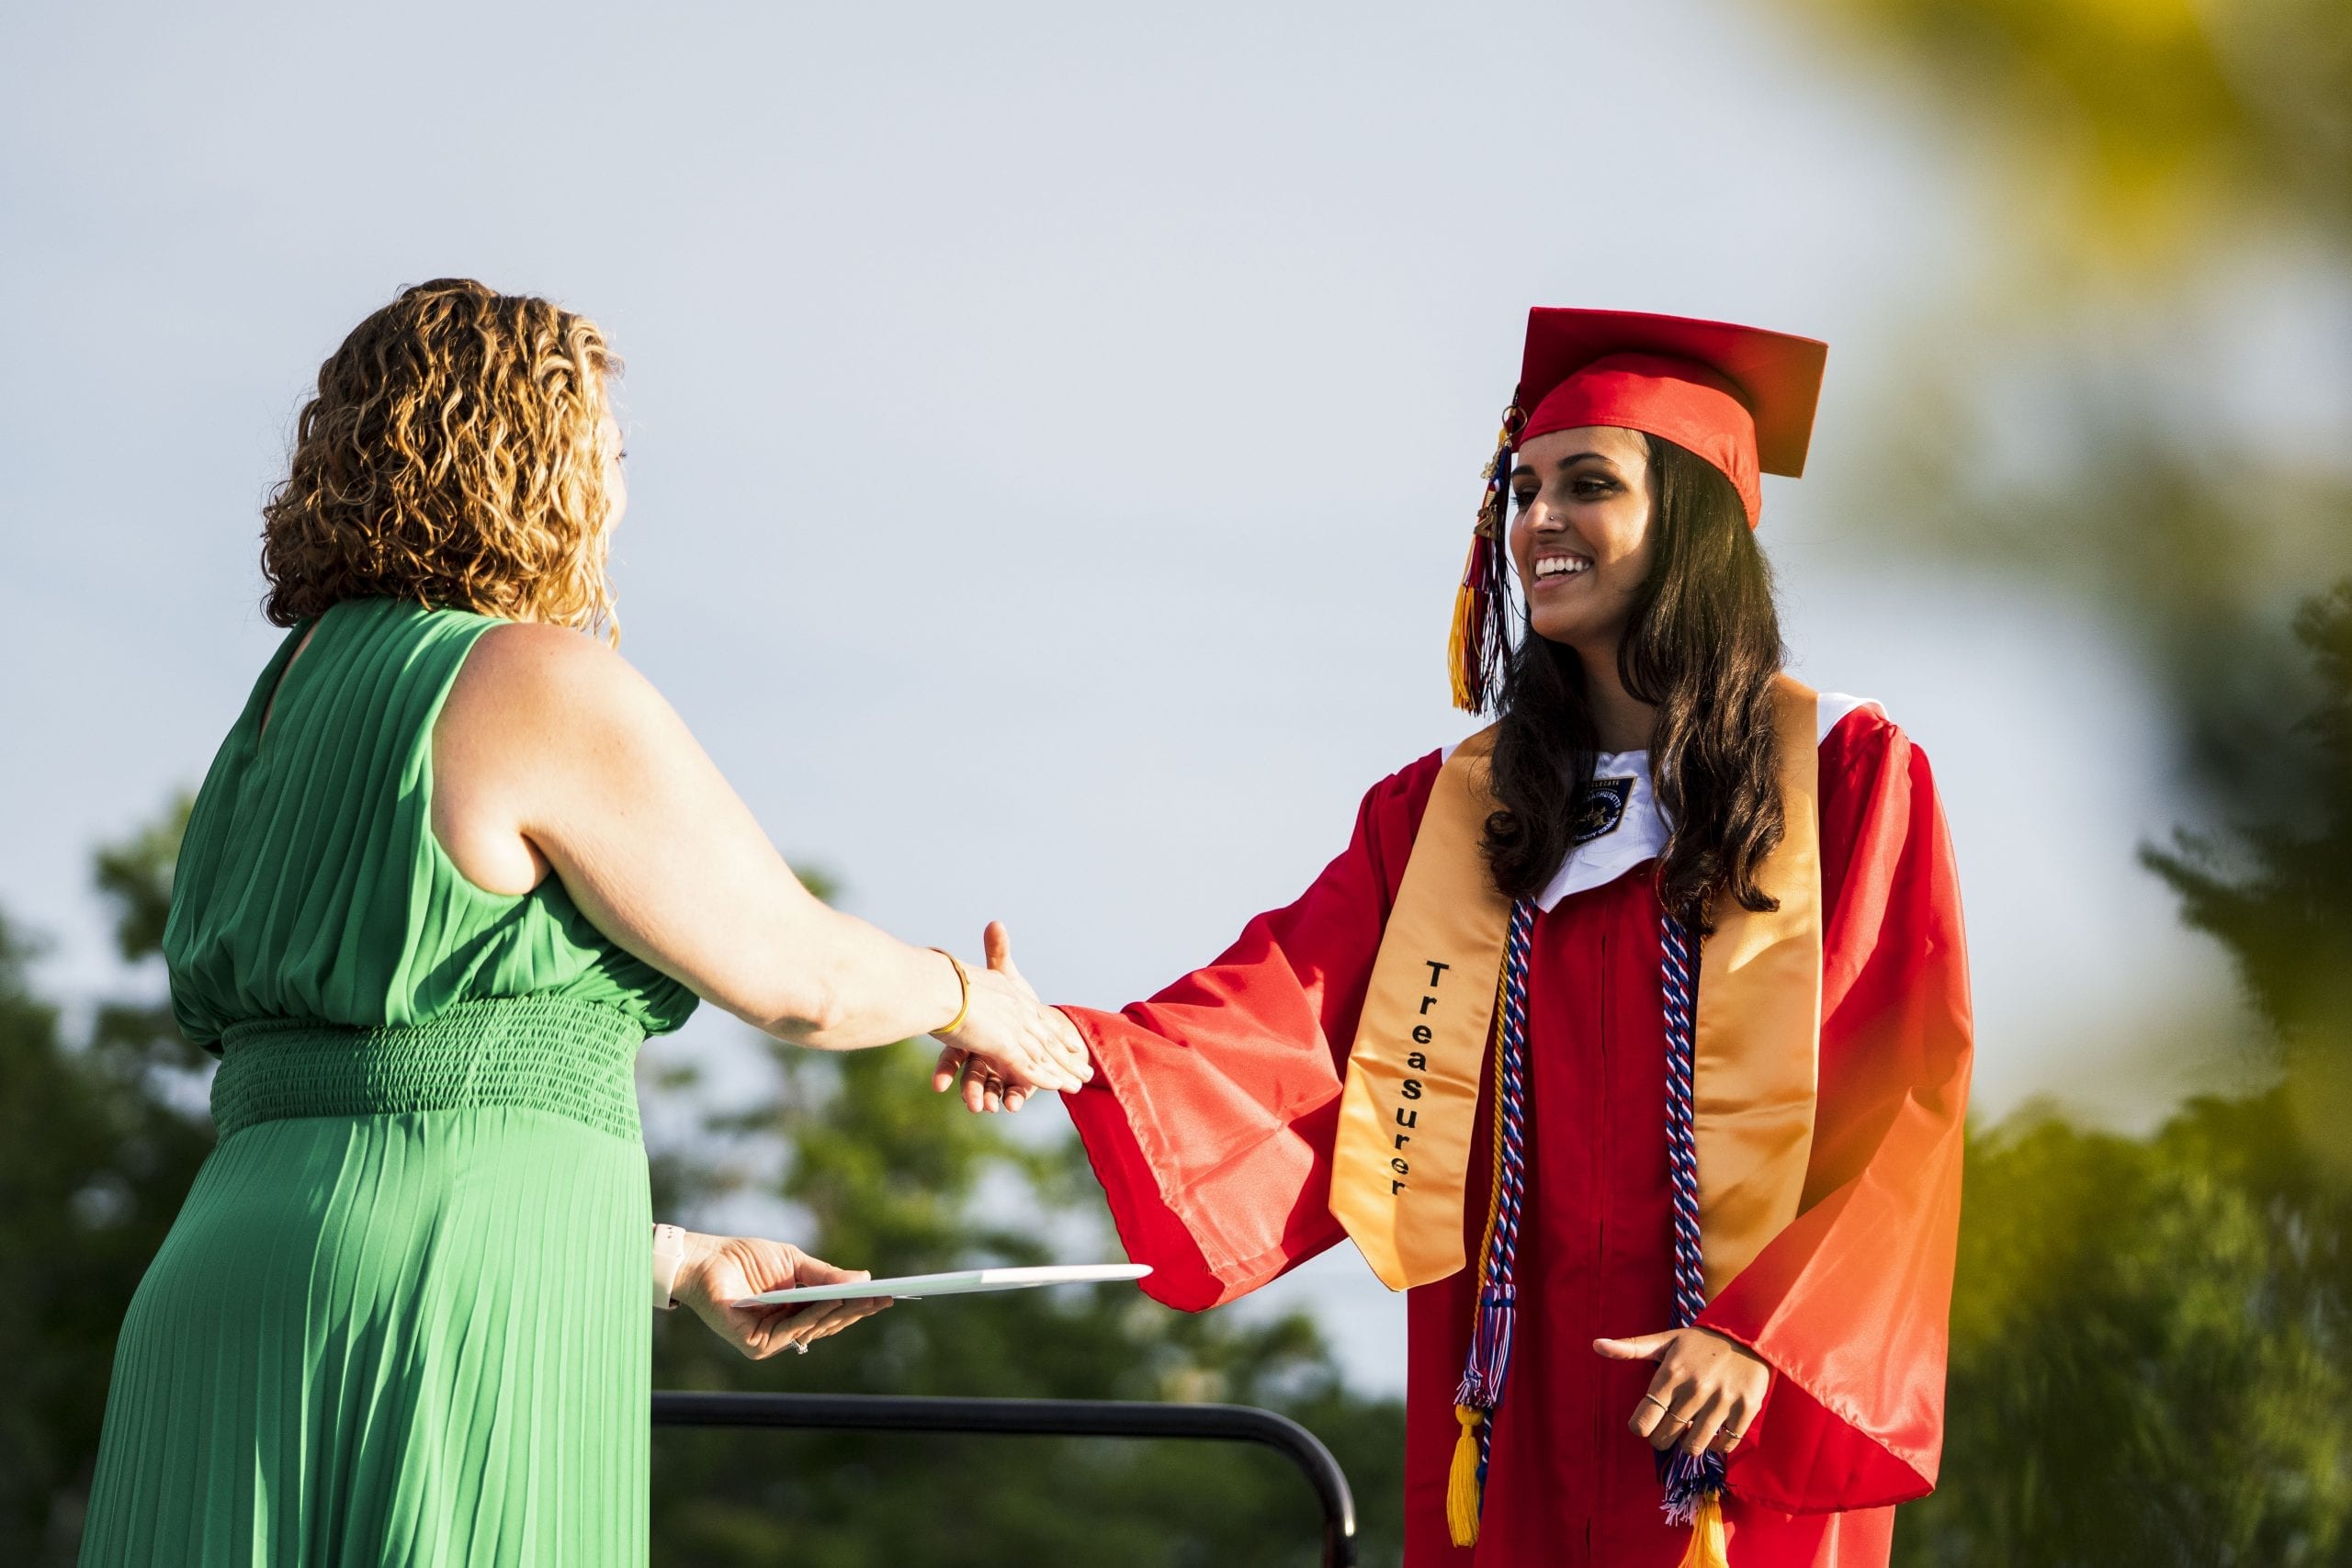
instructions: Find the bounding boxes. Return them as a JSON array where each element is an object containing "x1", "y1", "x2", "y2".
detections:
[
  {"x1": 931, "y1": 921, "x2": 1091, "y2": 1110},
  {"x1": 673, "y1": 1232, "x2": 890, "y2": 1359}
]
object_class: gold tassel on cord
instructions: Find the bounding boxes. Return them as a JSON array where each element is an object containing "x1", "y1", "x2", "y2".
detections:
[
  {"x1": 1442, "y1": 967, "x2": 1520, "y2": 1550},
  {"x1": 1447, "y1": 534, "x2": 1486, "y2": 714},
  {"x1": 1445, "y1": 1405, "x2": 1485, "y2": 1547},
  {"x1": 1448, "y1": 405, "x2": 1523, "y2": 715},
  {"x1": 1674, "y1": 1492, "x2": 1730, "y2": 1568}
]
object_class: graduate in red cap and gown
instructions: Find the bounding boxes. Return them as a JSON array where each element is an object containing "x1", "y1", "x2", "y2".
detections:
[{"x1": 942, "y1": 310, "x2": 1972, "y2": 1568}]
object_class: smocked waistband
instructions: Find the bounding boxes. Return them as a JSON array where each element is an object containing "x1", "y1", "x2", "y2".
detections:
[{"x1": 211, "y1": 996, "x2": 645, "y2": 1144}]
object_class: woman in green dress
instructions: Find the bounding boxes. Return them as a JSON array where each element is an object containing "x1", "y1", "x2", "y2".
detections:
[{"x1": 77, "y1": 278, "x2": 1090, "y2": 1566}]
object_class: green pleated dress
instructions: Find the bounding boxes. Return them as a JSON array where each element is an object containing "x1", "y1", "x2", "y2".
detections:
[{"x1": 80, "y1": 597, "x2": 698, "y2": 1567}]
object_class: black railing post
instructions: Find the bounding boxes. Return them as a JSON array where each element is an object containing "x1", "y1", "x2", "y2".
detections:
[{"x1": 652, "y1": 1391, "x2": 1359, "y2": 1567}]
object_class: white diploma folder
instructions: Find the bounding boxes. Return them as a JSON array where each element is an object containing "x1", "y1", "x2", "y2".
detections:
[{"x1": 736, "y1": 1262, "x2": 1152, "y2": 1306}]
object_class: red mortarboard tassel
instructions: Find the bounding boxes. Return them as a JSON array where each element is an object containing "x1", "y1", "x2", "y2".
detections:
[{"x1": 1450, "y1": 404, "x2": 1523, "y2": 713}]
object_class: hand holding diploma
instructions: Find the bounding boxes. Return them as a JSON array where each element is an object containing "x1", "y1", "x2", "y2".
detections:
[{"x1": 672, "y1": 1232, "x2": 892, "y2": 1359}]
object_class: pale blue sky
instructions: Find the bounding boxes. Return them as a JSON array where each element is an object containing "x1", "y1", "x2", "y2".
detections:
[{"x1": 1, "y1": 0, "x2": 2266, "y2": 1389}]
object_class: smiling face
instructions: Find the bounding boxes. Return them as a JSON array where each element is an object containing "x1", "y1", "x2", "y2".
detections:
[{"x1": 1508, "y1": 424, "x2": 1657, "y2": 657}]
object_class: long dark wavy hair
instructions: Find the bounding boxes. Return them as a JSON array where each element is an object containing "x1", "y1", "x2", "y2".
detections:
[{"x1": 1481, "y1": 434, "x2": 1786, "y2": 929}]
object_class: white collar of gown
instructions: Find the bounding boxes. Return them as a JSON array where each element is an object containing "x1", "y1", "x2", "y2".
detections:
[{"x1": 1440, "y1": 691, "x2": 1880, "y2": 912}]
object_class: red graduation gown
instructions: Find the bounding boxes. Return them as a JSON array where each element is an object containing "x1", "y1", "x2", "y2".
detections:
[{"x1": 1060, "y1": 707, "x2": 1972, "y2": 1567}]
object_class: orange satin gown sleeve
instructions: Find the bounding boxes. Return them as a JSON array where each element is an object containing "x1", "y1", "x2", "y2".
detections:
[
  {"x1": 1702, "y1": 712, "x2": 1974, "y2": 1514},
  {"x1": 1059, "y1": 755, "x2": 1443, "y2": 1311}
]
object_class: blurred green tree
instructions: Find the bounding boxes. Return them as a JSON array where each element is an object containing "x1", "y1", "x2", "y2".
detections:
[
  {"x1": 0, "y1": 796, "x2": 211, "y2": 1566},
  {"x1": 1902, "y1": 1094, "x2": 2352, "y2": 1564},
  {"x1": 2146, "y1": 582, "x2": 2352, "y2": 1174},
  {"x1": 1898, "y1": 583, "x2": 2352, "y2": 1564}
]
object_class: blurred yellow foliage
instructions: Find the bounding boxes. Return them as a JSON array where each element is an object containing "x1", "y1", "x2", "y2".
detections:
[{"x1": 1773, "y1": 0, "x2": 2348, "y2": 274}]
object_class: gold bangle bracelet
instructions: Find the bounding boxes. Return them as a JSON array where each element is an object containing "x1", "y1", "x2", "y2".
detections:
[{"x1": 931, "y1": 947, "x2": 973, "y2": 1037}]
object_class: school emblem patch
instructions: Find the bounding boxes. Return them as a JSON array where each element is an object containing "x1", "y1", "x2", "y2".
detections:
[{"x1": 1572, "y1": 776, "x2": 1635, "y2": 845}]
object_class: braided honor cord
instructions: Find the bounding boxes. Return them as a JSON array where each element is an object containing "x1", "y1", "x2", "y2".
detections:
[
  {"x1": 1657, "y1": 911, "x2": 1730, "y2": 1527},
  {"x1": 1444, "y1": 897, "x2": 1536, "y2": 1547}
]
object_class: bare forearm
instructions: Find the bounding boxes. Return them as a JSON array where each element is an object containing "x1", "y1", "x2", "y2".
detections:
[
  {"x1": 752, "y1": 908, "x2": 963, "y2": 1050},
  {"x1": 526, "y1": 804, "x2": 962, "y2": 1051}
]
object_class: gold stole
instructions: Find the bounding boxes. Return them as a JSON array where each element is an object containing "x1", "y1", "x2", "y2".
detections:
[{"x1": 1330, "y1": 677, "x2": 1823, "y2": 1298}]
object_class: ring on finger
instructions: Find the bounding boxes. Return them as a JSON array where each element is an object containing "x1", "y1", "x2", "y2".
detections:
[{"x1": 1640, "y1": 1394, "x2": 1670, "y2": 1412}]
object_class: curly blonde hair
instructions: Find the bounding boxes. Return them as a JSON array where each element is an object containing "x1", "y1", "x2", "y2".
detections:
[{"x1": 261, "y1": 278, "x2": 623, "y2": 639}]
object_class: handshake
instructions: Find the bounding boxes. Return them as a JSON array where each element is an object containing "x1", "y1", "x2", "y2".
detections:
[{"x1": 925, "y1": 919, "x2": 1091, "y2": 1115}]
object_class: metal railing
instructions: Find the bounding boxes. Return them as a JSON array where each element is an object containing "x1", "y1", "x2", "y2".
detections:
[{"x1": 651, "y1": 1391, "x2": 1358, "y2": 1567}]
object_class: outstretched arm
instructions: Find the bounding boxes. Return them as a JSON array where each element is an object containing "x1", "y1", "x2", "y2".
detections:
[
  {"x1": 1023, "y1": 754, "x2": 1443, "y2": 1311},
  {"x1": 431, "y1": 621, "x2": 1088, "y2": 1092}
]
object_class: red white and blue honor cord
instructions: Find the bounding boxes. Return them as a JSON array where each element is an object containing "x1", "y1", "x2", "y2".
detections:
[
  {"x1": 1446, "y1": 898, "x2": 1535, "y2": 1543},
  {"x1": 1448, "y1": 902, "x2": 1732, "y2": 1557},
  {"x1": 1657, "y1": 912, "x2": 1730, "y2": 1523}
]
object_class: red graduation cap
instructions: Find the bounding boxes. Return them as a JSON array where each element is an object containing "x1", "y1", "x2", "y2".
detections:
[
  {"x1": 1449, "y1": 310, "x2": 1828, "y2": 711},
  {"x1": 1516, "y1": 309, "x2": 1827, "y2": 525}
]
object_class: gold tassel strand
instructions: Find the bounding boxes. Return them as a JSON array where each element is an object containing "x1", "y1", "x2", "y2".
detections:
[
  {"x1": 1443, "y1": 959, "x2": 1521, "y2": 1547},
  {"x1": 1448, "y1": 529, "x2": 1486, "y2": 714},
  {"x1": 1674, "y1": 1492, "x2": 1730, "y2": 1568},
  {"x1": 1450, "y1": 405, "x2": 1522, "y2": 714},
  {"x1": 1446, "y1": 1406, "x2": 1485, "y2": 1547}
]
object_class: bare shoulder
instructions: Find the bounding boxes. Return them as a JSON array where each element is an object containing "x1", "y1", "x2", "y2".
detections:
[
  {"x1": 444, "y1": 621, "x2": 666, "y2": 739},
  {"x1": 457, "y1": 620, "x2": 638, "y2": 696},
  {"x1": 432, "y1": 622, "x2": 707, "y2": 887}
]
